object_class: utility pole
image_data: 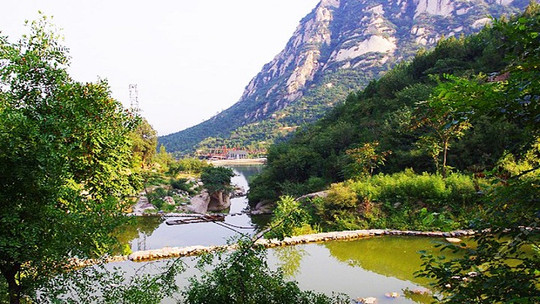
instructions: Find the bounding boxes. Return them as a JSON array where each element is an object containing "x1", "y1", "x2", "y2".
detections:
[{"x1": 129, "y1": 84, "x2": 140, "y2": 112}]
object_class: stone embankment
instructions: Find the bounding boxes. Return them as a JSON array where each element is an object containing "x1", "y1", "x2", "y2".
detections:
[
  {"x1": 210, "y1": 158, "x2": 266, "y2": 166},
  {"x1": 122, "y1": 229, "x2": 474, "y2": 262}
]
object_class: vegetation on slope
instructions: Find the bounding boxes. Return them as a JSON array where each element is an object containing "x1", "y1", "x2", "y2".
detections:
[{"x1": 248, "y1": 8, "x2": 534, "y2": 206}]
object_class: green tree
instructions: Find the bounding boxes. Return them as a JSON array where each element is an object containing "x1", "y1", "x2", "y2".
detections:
[
  {"x1": 153, "y1": 144, "x2": 173, "y2": 173},
  {"x1": 414, "y1": 86, "x2": 472, "y2": 177},
  {"x1": 0, "y1": 17, "x2": 138, "y2": 303},
  {"x1": 200, "y1": 166, "x2": 235, "y2": 205},
  {"x1": 130, "y1": 118, "x2": 157, "y2": 169},
  {"x1": 344, "y1": 142, "x2": 391, "y2": 178}
]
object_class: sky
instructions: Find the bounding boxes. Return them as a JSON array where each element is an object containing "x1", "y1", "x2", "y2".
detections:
[{"x1": 0, "y1": 0, "x2": 320, "y2": 136}]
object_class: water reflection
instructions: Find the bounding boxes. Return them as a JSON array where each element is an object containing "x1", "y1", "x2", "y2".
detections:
[
  {"x1": 266, "y1": 240, "x2": 427, "y2": 304},
  {"x1": 266, "y1": 237, "x2": 469, "y2": 304},
  {"x1": 114, "y1": 217, "x2": 162, "y2": 253},
  {"x1": 273, "y1": 245, "x2": 308, "y2": 277},
  {"x1": 324, "y1": 236, "x2": 465, "y2": 286}
]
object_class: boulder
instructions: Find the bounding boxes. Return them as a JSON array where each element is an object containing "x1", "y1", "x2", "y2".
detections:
[
  {"x1": 163, "y1": 196, "x2": 175, "y2": 205},
  {"x1": 296, "y1": 190, "x2": 328, "y2": 201},
  {"x1": 357, "y1": 297, "x2": 377, "y2": 304},
  {"x1": 188, "y1": 191, "x2": 210, "y2": 214},
  {"x1": 207, "y1": 191, "x2": 231, "y2": 211},
  {"x1": 409, "y1": 288, "x2": 430, "y2": 295},
  {"x1": 384, "y1": 292, "x2": 399, "y2": 298},
  {"x1": 445, "y1": 237, "x2": 462, "y2": 243},
  {"x1": 250, "y1": 201, "x2": 276, "y2": 215},
  {"x1": 131, "y1": 196, "x2": 155, "y2": 214},
  {"x1": 231, "y1": 185, "x2": 246, "y2": 197}
]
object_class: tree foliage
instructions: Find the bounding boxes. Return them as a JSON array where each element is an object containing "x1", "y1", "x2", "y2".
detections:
[
  {"x1": 0, "y1": 16, "x2": 138, "y2": 303},
  {"x1": 416, "y1": 5, "x2": 540, "y2": 302},
  {"x1": 130, "y1": 118, "x2": 157, "y2": 168},
  {"x1": 344, "y1": 141, "x2": 391, "y2": 178},
  {"x1": 248, "y1": 6, "x2": 534, "y2": 205},
  {"x1": 200, "y1": 166, "x2": 235, "y2": 195},
  {"x1": 183, "y1": 236, "x2": 349, "y2": 304}
]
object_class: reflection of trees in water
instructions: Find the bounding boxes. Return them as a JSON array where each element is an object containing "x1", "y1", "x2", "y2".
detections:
[
  {"x1": 230, "y1": 165, "x2": 263, "y2": 183},
  {"x1": 273, "y1": 245, "x2": 308, "y2": 277},
  {"x1": 136, "y1": 216, "x2": 163, "y2": 235},
  {"x1": 114, "y1": 217, "x2": 163, "y2": 253},
  {"x1": 324, "y1": 236, "x2": 467, "y2": 286}
]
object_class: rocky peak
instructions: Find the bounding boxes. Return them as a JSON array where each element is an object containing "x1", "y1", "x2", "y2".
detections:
[
  {"x1": 241, "y1": 0, "x2": 339, "y2": 113},
  {"x1": 414, "y1": 0, "x2": 455, "y2": 17},
  {"x1": 239, "y1": 0, "x2": 522, "y2": 117}
]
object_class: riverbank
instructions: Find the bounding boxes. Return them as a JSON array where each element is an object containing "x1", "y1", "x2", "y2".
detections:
[
  {"x1": 210, "y1": 158, "x2": 266, "y2": 166},
  {"x1": 104, "y1": 228, "x2": 474, "y2": 263}
]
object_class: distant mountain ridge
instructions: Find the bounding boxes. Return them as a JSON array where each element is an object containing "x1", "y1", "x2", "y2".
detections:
[{"x1": 160, "y1": 0, "x2": 529, "y2": 154}]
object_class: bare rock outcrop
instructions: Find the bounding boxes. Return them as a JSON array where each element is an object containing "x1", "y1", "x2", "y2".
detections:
[
  {"x1": 188, "y1": 191, "x2": 211, "y2": 214},
  {"x1": 207, "y1": 191, "x2": 231, "y2": 211}
]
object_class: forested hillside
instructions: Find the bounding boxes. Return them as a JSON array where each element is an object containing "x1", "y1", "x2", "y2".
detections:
[{"x1": 248, "y1": 5, "x2": 539, "y2": 205}]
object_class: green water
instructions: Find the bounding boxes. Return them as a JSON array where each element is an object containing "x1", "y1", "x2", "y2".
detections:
[
  {"x1": 323, "y1": 236, "x2": 465, "y2": 286},
  {"x1": 265, "y1": 236, "x2": 468, "y2": 303}
]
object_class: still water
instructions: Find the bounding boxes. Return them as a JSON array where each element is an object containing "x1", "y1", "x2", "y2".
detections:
[
  {"x1": 116, "y1": 165, "x2": 460, "y2": 303},
  {"x1": 118, "y1": 165, "x2": 268, "y2": 250}
]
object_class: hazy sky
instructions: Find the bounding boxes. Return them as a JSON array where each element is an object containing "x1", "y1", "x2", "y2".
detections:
[{"x1": 1, "y1": 0, "x2": 319, "y2": 135}]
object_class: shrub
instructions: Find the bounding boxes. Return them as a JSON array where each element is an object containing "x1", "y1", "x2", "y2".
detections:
[
  {"x1": 305, "y1": 176, "x2": 328, "y2": 193},
  {"x1": 317, "y1": 171, "x2": 480, "y2": 230},
  {"x1": 152, "y1": 198, "x2": 165, "y2": 210},
  {"x1": 265, "y1": 196, "x2": 314, "y2": 239},
  {"x1": 278, "y1": 180, "x2": 309, "y2": 198},
  {"x1": 170, "y1": 178, "x2": 189, "y2": 191},
  {"x1": 445, "y1": 173, "x2": 477, "y2": 206},
  {"x1": 324, "y1": 182, "x2": 358, "y2": 209}
]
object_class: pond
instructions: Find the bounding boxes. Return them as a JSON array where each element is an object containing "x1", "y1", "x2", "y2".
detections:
[{"x1": 116, "y1": 165, "x2": 462, "y2": 303}]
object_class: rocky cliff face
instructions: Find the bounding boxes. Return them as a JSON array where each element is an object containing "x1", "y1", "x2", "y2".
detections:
[{"x1": 160, "y1": 0, "x2": 529, "y2": 153}]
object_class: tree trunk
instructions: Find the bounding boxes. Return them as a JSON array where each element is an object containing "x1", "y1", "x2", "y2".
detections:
[
  {"x1": 1, "y1": 263, "x2": 21, "y2": 304},
  {"x1": 442, "y1": 138, "x2": 449, "y2": 178},
  {"x1": 218, "y1": 191, "x2": 223, "y2": 205}
]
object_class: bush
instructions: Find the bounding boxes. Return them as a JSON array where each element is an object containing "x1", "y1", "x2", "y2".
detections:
[
  {"x1": 151, "y1": 198, "x2": 165, "y2": 210},
  {"x1": 324, "y1": 182, "x2": 358, "y2": 209},
  {"x1": 375, "y1": 172, "x2": 449, "y2": 207},
  {"x1": 170, "y1": 178, "x2": 190, "y2": 191},
  {"x1": 444, "y1": 173, "x2": 477, "y2": 206},
  {"x1": 265, "y1": 196, "x2": 316, "y2": 239},
  {"x1": 317, "y1": 171, "x2": 480, "y2": 230},
  {"x1": 305, "y1": 176, "x2": 328, "y2": 193}
]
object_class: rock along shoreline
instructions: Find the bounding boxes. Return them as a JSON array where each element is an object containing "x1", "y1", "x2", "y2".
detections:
[{"x1": 95, "y1": 229, "x2": 474, "y2": 264}]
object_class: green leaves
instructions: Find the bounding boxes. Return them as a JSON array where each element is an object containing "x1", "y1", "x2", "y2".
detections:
[
  {"x1": 264, "y1": 196, "x2": 316, "y2": 240},
  {"x1": 0, "y1": 15, "x2": 138, "y2": 302},
  {"x1": 200, "y1": 166, "x2": 235, "y2": 195},
  {"x1": 183, "y1": 236, "x2": 349, "y2": 304}
]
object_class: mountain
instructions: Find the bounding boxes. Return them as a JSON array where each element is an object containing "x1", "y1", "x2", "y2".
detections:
[{"x1": 159, "y1": 0, "x2": 529, "y2": 154}]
